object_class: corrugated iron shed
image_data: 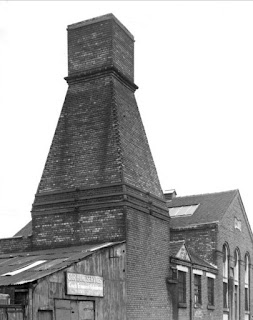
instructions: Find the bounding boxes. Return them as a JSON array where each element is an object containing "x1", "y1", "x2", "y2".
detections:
[{"x1": 0, "y1": 242, "x2": 123, "y2": 286}]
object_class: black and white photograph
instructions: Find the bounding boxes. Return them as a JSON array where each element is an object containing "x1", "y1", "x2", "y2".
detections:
[{"x1": 0, "y1": 1, "x2": 253, "y2": 319}]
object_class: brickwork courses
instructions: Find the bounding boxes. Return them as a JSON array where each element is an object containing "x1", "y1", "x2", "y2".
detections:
[
  {"x1": 217, "y1": 193, "x2": 253, "y2": 320},
  {"x1": 0, "y1": 14, "x2": 172, "y2": 320},
  {"x1": 1, "y1": 13, "x2": 253, "y2": 320},
  {"x1": 169, "y1": 190, "x2": 253, "y2": 320}
]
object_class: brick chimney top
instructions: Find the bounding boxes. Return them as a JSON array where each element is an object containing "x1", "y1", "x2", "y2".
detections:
[
  {"x1": 67, "y1": 13, "x2": 135, "y2": 82},
  {"x1": 67, "y1": 13, "x2": 134, "y2": 40}
]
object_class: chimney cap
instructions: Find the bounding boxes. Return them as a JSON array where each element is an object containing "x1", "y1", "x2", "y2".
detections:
[{"x1": 67, "y1": 13, "x2": 134, "y2": 41}]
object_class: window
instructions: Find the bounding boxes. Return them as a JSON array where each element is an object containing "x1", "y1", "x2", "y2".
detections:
[
  {"x1": 207, "y1": 277, "x2": 214, "y2": 306},
  {"x1": 234, "y1": 218, "x2": 242, "y2": 231},
  {"x1": 234, "y1": 249, "x2": 240, "y2": 320},
  {"x1": 245, "y1": 254, "x2": 250, "y2": 312},
  {"x1": 194, "y1": 274, "x2": 202, "y2": 305},
  {"x1": 223, "y1": 244, "x2": 229, "y2": 309},
  {"x1": 178, "y1": 271, "x2": 186, "y2": 304},
  {"x1": 169, "y1": 204, "x2": 199, "y2": 217}
]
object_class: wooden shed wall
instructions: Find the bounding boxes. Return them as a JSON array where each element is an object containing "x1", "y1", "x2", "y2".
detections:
[{"x1": 32, "y1": 243, "x2": 126, "y2": 320}]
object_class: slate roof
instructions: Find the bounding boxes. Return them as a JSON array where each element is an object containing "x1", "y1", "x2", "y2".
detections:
[
  {"x1": 0, "y1": 242, "x2": 122, "y2": 286},
  {"x1": 167, "y1": 190, "x2": 238, "y2": 228},
  {"x1": 170, "y1": 240, "x2": 217, "y2": 271},
  {"x1": 170, "y1": 240, "x2": 185, "y2": 257},
  {"x1": 189, "y1": 250, "x2": 216, "y2": 270},
  {"x1": 14, "y1": 221, "x2": 32, "y2": 237}
]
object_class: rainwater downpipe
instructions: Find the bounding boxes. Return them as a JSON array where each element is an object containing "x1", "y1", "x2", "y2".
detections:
[{"x1": 189, "y1": 265, "x2": 193, "y2": 320}]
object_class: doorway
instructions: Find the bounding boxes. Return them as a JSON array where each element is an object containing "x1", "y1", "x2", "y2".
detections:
[{"x1": 55, "y1": 300, "x2": 95, "y2": 320}]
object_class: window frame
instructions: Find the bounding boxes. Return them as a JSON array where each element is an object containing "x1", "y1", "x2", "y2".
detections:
[
  {"x1": 245, "y1": 253, "x2": 250, "y2": 312},
  {"x1": 207, "y1": 276, "x2": 215, "y2": 306},
  {"x1": 194, "y1": 274, "x2": 202, "y2": 306},
  {"x1": 234, "y1": 248, "x2": 240, "y2": 320},
  {"x1": 223, "y1": 244, "x2": 229, "y2": 310},
  {"x1": 178, "y1": 270, "x2": 187, "y2": 305}
]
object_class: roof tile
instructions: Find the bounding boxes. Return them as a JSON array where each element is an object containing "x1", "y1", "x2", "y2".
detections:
[{"x1": 167, "y1": 190, "x2": 238, "y2": 228}]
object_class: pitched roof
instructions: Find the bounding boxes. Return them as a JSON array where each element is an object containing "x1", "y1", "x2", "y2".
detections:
[
  {"x1": 14, "y1": 221, "x2": 32, "y2": 237},
  {"x1": 170, "y1": 240, "x2": 185, "y2": 257},
  {"x1": 167, "y1": 190, "x2": 238, "y2": 228},
  {"x1": 0, "y1": 242, "x2": 123, "y2": 286},
  {"x1": 188, "y1": 250, "x2": 216, "y2": 269},
  {"x1": 170, "y1": 241, "x2": 217, "y2": 270}
]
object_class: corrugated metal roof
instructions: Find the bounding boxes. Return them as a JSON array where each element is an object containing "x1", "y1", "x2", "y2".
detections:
[{"x1": 0, "y1": 242, "x2": 123, "y2": 286}]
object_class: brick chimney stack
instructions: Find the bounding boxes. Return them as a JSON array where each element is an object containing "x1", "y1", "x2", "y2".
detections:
[
  {"x1": 67, "y1": 14, "x2": 134, "y2": 82},
  {"x1": 31, "y1": 14, "x2": 169, "y2": 250},
  {"x1": 28, "y1": 15, "x2": 171, "y2": 318}
]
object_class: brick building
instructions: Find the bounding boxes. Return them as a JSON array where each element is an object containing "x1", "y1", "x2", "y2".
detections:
[
  {"x1": 0, "y1": 14, "x2": 171, "y2": 320},
  {"x1": 166, "y1": 189, "x2": 253, "y2": 320},
  {"x1": 0, "y1": 13, "x2": 253, "y2": 320}
]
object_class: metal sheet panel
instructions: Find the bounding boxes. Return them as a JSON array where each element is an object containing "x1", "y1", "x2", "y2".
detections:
[{"x1": 0, "y1": 242, "x2": 123, "y2": 286}]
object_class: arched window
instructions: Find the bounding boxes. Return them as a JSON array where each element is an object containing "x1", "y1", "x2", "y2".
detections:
[
  {"x1": 245, "y1": 253, "x2": 250, "y2": 317},
  {"x1": 234, "y1": 249, "x2": 240, "y2": 320},
  {"x1": 223, "y1": 244, "x2": 229, "y2": 309}
]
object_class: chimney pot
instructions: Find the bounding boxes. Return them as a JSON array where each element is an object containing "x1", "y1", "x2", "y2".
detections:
[{"x1": 164, "y1": 189, "x2": 177, "y2": 201}]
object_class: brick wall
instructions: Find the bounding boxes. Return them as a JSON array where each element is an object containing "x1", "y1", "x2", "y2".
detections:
[
  {"x1": 115, "y1": 77, "x2": 164, "y2": 198},
  {"x1": 0, "y1": 236, "x2": 32, "y2": 254},
  {"x1": 126, "y1": 206, "x2": 171, "y2": 319},
  {"x1": 32, "y1": 207, "x2": 126, "y2": 249},
  {"x1": 37, "y1": 77, "x2": 122, "y2": 194},
  {"x1": 170, "y1": 224, "x2": 218, "y2": 266},
  {"x1": 170, "y1": 192, "x2": 253, "y2": 320},
  {"x1": 67, "y1": 14, "x2": 134, "y2": 82},
  {"x1": 217, "y1": 194, "x2": 253, "y2": 320},
  {"x1": 30, "y1": 13, "x2": 167, "y2": 251}
]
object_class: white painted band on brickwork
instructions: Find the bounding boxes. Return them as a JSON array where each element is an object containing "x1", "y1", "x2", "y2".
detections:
[
  {"x1": 193, "y1": 269, "x2": 203, "y2": 275},
  {"x1": 176, "y1": 265, "x2": 188, "y2": 273},
  {"x1": 206, "y1": 272, "x2": 216, "y2": 279}
]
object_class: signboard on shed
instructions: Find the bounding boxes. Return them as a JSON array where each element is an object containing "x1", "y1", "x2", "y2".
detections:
[{"x1": 66, "y1": 272, "x2": 103, "y2": 297}]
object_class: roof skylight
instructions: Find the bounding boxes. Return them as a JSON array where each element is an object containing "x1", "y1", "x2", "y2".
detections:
[{"x1": 169, "y1": 204, "x2": 199, "y2": 217}]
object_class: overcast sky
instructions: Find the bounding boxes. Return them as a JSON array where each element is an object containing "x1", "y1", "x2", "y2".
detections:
[{"x1": 0, "y1": 1, "x2": 253, "y2": 238}]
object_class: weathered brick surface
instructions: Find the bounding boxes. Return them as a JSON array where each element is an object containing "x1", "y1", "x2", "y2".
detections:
[
  {"x1": 217, "y1": 195, "x2": 253, "y2": 320},
  {"x1": 0, "y1": 236, "x2": 32, "y2": 254},
  {"x1": 32, "y1": 207, "x2": 125, "y2": 249},
  {"x1": 30, "y1": 13, "x2": 167, "y2": 251},
  {"x1": 37, "y1": 75, "x2": 164, "y2": 199},
  {"x1": 170, "y1": 192, "x2": 253, "y2": 320},
  {"x1": 37, "y1": 77, "x2": 121, "y2": 193},
  {"x1": 67, "y1": 14, "x2": 134, "y2": 82},
  {"x1": 126, "y1": 207, "x2": 171, "y2": 319},
  {"x1": 0, "y1": 14, "x2": 172, "y2": 320},
  {"x1": 171, "y1": 224, "x2": 217, "y2": 265},
  {"x1": 115, "y1": 78, "x2": 164, "y2": 198},
  {"x1": 112, "y1": 20, "x2": 134, "y2": 81}
]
